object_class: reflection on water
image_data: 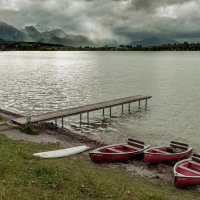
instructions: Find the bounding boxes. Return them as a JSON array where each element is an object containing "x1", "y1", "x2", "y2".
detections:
[{"x1": 0, "y1": 51, "x2": 200, "y2": 150}]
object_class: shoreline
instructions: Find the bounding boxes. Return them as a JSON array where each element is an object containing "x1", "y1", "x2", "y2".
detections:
[{"x1": 0, "y1": 111, "x2": 199, "y2": 190}]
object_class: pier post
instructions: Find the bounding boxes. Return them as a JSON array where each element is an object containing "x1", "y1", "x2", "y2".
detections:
[
  {"x1": 87, "y1": 112, "x2": 89, "y2": 126},
  {"x1": 122, "y1": 104, "x2": 124, "y2": 115},
  {"x1": 103, "y1": 108, "x2": 105, "y2": 117},
  {"x1": 61, "y1": 117, "x2": 64, "y2": 128},
  {"x1": 27, "y1": 116, "x2": 31, "y2": 124},
  {"x1": 80, "y1": 113, "x2": 82, "y2": 127},
  {"x1": 145, "y1": 99, "x2": 147, "y2": 110},
  {"x1": 128, "y1": 102, "x2": 130, "y2": 113},
  {"x1": 55, "y1": 118, "x2": 57, "y2": 126},
  {"x1": 110, "y1": 107, "x2": 112, "y2": 117},
  {"x1": 138, "y1": 100, "x2": 141, "y2": 109}
]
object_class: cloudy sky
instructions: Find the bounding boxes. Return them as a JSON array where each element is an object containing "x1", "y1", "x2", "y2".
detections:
[{"x1": 0, "y1": 0, "x2": 200, "y2": 42}]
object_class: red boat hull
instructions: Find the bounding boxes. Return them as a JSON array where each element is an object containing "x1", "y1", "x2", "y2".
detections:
[
  {"x1": 89, "y1": 140, "x2": 150, "y2": 163},
  {"x1": 175, "y1": 176, "x2": 200, "y2": 188},
  {"x1": 174, "y1": 155, "x2": 200, "y2": 187},
  {"x1": 144, "y1": 150, "x2": 192, "y2": 164},
  {"x1": 90, "y1": 151, "x2": 141, "y2": 163}
]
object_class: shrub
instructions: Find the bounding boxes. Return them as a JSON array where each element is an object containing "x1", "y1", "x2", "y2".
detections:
[{"x1": 19, "y1": 123, "x2": 40, "y2": 135}]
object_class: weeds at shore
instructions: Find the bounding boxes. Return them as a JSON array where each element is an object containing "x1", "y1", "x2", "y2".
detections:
[
  {"x1": 19, "y1": 123, "x2": 40, "y2": 135},
  {"x1": 0, "y1": 135, "x2": 199, "y2": 200}
]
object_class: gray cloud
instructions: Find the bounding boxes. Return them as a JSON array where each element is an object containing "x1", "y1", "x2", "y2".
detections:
[{"x1": 0, "y1": 0, "x2": 200, "y2": 42}]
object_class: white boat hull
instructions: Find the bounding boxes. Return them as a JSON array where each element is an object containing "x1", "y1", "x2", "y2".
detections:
[{"x1": 33, "y1": 145, "x2": 90, "y2": 158}]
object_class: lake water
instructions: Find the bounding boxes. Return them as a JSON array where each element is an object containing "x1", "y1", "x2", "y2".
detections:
[{"x1": 0, "y1": 51, "x2": 200, "y2": 150}]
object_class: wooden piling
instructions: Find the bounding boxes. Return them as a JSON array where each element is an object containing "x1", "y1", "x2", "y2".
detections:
[
  {"x1": 80, "y1": 113, "x2": 82, "y2": 127},
  {"x1": 61, "y1": 117, "x2": 64, "y2": 128},
  {"x1": 87, "y1": 112, "x2": 89, "y2": 126}
]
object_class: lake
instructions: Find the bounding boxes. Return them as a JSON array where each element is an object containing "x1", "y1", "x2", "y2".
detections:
[{"x1": 0, "y1": 51, "x2": 200, "y2": 150}]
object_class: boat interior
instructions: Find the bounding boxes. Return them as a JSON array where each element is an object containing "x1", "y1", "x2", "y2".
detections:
[
  {"x1": 147, "y1": 147, "x2": 184, "y2": 154},
  {"x1": 99, "y1": 144, "x2": 140, "y2": 153},
  {"x1": 176, "y1": 154, "x2": 200, "y2": 176},
  {"x1": 147, "y1": 141, "x2": 189, "y2": 154}
]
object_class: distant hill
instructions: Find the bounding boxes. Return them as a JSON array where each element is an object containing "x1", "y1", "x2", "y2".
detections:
[
  {"x1": 22, "y1": 26, "x2": 42, "y2": 41},
  {"x1": 0, "y1": 38, "x2": 5, "y2": 43},
  {"x1": 130, "y1": 36, "x2": 178, "y2": 47},
  {"x1": 0, "y1": 21, "x2": 95, "y2": 46},
  {"x1": 0, "y1": 21, "x2": 31, "y2": 42},
  {"x1": 41, "y1": 29, "x2": 67, "y2": 39}
]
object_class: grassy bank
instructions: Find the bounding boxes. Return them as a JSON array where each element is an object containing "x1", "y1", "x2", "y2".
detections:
[{"x1": 0, "y1": 135, "x2": 199, "y2": 200}]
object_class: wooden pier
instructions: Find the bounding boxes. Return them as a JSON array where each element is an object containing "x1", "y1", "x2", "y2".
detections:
[{"x1": 12, "y1": 95, "x2": 152, "y2": 126}]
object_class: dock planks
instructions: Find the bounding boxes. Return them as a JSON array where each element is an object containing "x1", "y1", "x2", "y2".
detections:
[{"x1": 12, "y1": 95, "x2": 152, "y2": 125}]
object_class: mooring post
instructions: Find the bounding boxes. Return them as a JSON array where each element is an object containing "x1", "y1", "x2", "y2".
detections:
[
  {"x1": 138, "y1": 100, "x2": 141, "y2": 109},
  {"x1": 128, "y1": 102, "x2": 130, "y2": 113},
  {"x1": 103, "y1": 108, "x2": 105, "y2": 117},
  {"x1": 87, "y1": 112, "x2": 89, "y2": 126},
  {"x1": 110, "y1": 107, "x2": 112, "y2": 117},
  {"x1": 80, "y1": 113, "x2": 82, "y2": 127},
  {"x1": 27, "y1": 116, "x2": 31, "y2": 124},
  {"x1": 122, "y1": 104, "x2": 124, "y2": 115},
  {"x1": 61, "y1": 117, "x2": 64, "y2": 128},
  {"x1": 145, "y1": 99, "x2": 147, "y2": 110}
]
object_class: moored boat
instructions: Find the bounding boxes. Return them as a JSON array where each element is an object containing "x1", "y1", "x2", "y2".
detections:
[
  {"x1": 143, "y1": 141, "x2": 192, "y2": 164},
  {"x1": 174, "y1": 154, "x2": 200, "y2": 187},
  {"x1": 89, "y1": 139, "x2": 150, "y2": 163}
]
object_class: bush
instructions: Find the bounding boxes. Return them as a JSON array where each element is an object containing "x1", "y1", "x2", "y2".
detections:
[{"x1": 19, "y1": 123, "x2": 40, "y2": 135}]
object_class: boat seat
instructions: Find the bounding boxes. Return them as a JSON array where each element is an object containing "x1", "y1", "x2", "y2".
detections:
[
  {"x1": 106, "y1": 147, "x2": 122, "y2": 153},
  {"x1": 189, "y1": 161, "x2": 200, "y2": 167},
  {"x1": 178, "y1": 165, "x2": 200, "y2": 176},
  {"x1": 152, "y1": 149, "x2": 170, "y2": 154},
  {"x1": 123, "y1": 144, "x2": 141, "y2": 150}
]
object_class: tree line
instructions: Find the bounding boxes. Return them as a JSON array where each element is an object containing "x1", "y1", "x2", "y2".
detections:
[{"x1": 1, "y1": 41, "x2": 200, "y2": 51}]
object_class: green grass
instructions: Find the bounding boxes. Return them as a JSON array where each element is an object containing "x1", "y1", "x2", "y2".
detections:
[{"x1": 0, "y1": 135, "x2": 199, "y2": 200}]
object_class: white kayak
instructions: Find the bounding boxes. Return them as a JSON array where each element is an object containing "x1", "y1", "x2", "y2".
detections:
[{"x1": 33, "y1": 145, "x2": 90, "y2": 158}]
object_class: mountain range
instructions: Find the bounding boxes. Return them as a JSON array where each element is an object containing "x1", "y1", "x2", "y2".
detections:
[
  {"x1": 0, "y1": 21, "x2": 97, "y2": 47},
  {"x1": 130, "y1": 36, "x2": 178, "y2": 47},
  {"x1": 0, "y1": 21, "x2": 179, "y2": 47}
]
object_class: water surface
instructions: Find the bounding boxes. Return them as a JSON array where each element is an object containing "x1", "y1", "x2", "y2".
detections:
[{"x1": 0, "y1": 51, "x2": 200, "y2": 150}]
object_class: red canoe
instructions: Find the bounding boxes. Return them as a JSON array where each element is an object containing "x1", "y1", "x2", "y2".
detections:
[
  {"x1": 143, "y1": 141, "x2": 192, "y2": 164},
  {"x1": 89, "y1": 139, "x2": 150, "y2": 163},
  {"x1": 174, "y1": 154, "x2": 200, "y2": 188}
]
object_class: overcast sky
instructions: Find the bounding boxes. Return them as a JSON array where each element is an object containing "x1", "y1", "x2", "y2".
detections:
[{"x1": 0, "y1": 0, "x2": 200, "y2": 42}]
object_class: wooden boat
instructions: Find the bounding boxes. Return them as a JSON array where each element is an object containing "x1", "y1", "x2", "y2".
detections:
[
  {"x1": 33, "y1": 145, "x2": 90, "y2": 158},
  {"x1": 143, "y1": 141, "x2": 192, "y2": 164},
  {"x1": 174, "y1": 154, "x2": 200, "y2": 187},
  {"x1": 89, "y1": 139, "x2": 150, "y2": 163}
]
